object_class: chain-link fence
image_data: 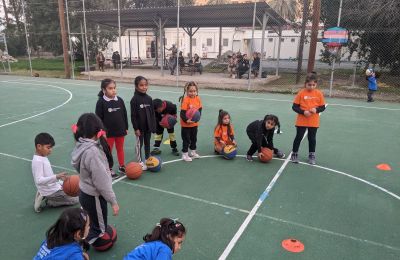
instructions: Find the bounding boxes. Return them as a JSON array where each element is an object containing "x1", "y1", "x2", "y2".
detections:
[{"x1": 1, "y1": 0, "x2": 399, "y2": 102}]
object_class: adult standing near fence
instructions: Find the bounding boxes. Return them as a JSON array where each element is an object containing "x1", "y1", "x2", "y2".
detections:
[
  {"x1": 96, "y1": 51, "x2": 105, "y2": 72},
  {"x1": 112, "y1": 51, "x2": 121, "y2": 70}
]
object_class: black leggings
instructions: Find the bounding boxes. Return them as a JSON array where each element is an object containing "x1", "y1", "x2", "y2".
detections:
[
  {"x1": 292, "y1": 126, "x2": 318, "y2": 153},
  {"x1": 136, "y1": 132, "x2": 151, "y2": 162},
  {"x1": 181, "y1": 126, "x2": 198, "y2": 153}
]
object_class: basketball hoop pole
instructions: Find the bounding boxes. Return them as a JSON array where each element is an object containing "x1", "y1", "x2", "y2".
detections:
[{"x1": 329, "y1": 0, "x2": 344, "y2": 97}]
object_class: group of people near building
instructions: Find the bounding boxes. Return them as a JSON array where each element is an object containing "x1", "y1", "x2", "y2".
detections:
[{"x1": 228, "y1": 52, "x2": 260, "y2": 79}]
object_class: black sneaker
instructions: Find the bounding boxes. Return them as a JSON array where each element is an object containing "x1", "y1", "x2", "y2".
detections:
[
  {"x1": 171, "y1": 148, "x2": 180, "y2": 156},
  {"x1": 308, "y1": 152, "x2": 316, "y2": 165},
  {"x1": 118, "y1": 166, "x2": 126, "y2": 175},
  {"x1": 110, "y1": 169, "x2": 120, "y2": 180},
  {"x1": 151, "y1": 147, "x2": 161, "y2": 155},
  {"x1": 246, "y1": 155, "x2": 253, "y2": 161},
  {"x1": 275, "y1": 150, "x2": 286, "y2": 159},
  {"x1": 290, "y1": 152, "x2": 299, "y2": 163}
]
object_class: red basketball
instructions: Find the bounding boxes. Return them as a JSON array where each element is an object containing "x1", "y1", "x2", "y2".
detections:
[
  {"x1": 186, "y1": 108, "x2": 201, "y2": 122},
  {"x1": 160, "y1": 114, "x2": 177, "y2": 128},
  {"x1": 62, "y1": 175, "x2": 80, "y2": 197},
  {"x1": 92, "y1": 225, "x2": 117, "y2": 251},
  {"x1": 125, "y1": 162, "x2": 143, "y2": 180},
  {"x1": 259, "y1": 147, "x2": 273, "y2": 163}
]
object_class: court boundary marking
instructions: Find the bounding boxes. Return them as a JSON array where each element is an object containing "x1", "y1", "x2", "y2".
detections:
[
  {"x1": 2, "y1": 78, "x2": 400, "y2": 111},
  {"x1": 0, "y1": 81, "x2": 73, "y2": 128},
  {"x1": 1, "y1": 151, "x2": 399, "y2": 252}
]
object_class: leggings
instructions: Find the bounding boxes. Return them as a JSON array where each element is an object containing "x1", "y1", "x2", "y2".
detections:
[
  {"x1": 107, "y1": 136, "x2": 125, "y2": 167},
  {"x1": 181, "y1": 127, "x2": 198, "y2": 153},
  {"x1": 292, "y1": 126, "x2": 318, "y2": 153}
]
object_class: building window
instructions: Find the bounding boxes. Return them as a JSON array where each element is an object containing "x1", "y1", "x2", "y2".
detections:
[
  {"x1": 164, "y1": 38, "x2": 167, "y2": 46},
  {"x1": 268, "y1": 38, "x2": 273, "y2": 42},
  {"x1": 207, "y1": 38, "x2": 212, "y2": 46},
  {"x1": 291, "y1": 38, "x2": 295, "y2": 42},
  {"x1": 281, "y1": 38, "x2": 285, "y2": 42},
  {"x1": 223, "y1": 38, "x2": 229, "y2": 47},
  {"x1": 192, "y1": 38, "x2": 197, "y2": 46}
]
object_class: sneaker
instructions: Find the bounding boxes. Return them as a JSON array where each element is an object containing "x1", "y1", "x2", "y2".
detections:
[
  {"x1": 308, "y1": 152, "x2": 316, "y2": 165},
  {"x1": 275, "y1": 150, "x2": 286, "y2": 159},
  {"x1": 110, "y1": 169, "x2": 120, "y2": 180},
  {"x1": 140, "y1": 161, "x2": 148, "y2": 171},
  {"x1": 189, "y1": 150, "x2": 200, "y2": 159},
  {"x1": 118, "y1": 165, "x2": 126, "y2": 175},
  {"x1": 171, "y1": 148, "x2": 180, "y2": 156},
  {"x1": 182, "y1": 152, "x2": 192, "y2": 162},
  {"x1": 150, "y1": 147, "x2": 161, "y2": 155},
  {"x1": 34, "y1": 191, "x2": 44, "y2": 213},
  {"x1": 290, "y1": 152, "x2": 299, "y2": 163},
  {"x1": 246, "y1": 155, "x2": 254, "y2": 162}
]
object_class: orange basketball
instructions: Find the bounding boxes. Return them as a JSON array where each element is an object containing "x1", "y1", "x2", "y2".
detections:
[
  {"x1": 125, "y1": 162, "x2": 143, "y2": 180},
  {"x1": 62, "y1": 175, "x2": 80, "y2": 197},
  {"x1": 259, "y1": 147, "x2": 273, "y2": 163}
]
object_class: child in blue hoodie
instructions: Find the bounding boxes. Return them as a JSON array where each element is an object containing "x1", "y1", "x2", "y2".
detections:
[
  {"x1": 124, "y1": 218, "x2": 186, "y2": 260},
  {"x1": 34, "y1": 208, "x2": 90, "y2": 260},
  {"x1": 366, "y1": 69, "x2": 378, "y2": 102},
  {"x1": 71, "y1": 113, "x2": 119, "y2": 250}
]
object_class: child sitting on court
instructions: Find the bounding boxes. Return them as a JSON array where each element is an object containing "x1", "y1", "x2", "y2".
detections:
[
  {"x1": 151, "y1": 98, "x2": 180, "y2": 156},
  {"x1": 130, "y1": 76, "x2": 156, "y2": 170},
  {"x1": 95, "y1": 78, "x2": 128, "y2": 178},
  {"x1": 32, "y1": 133, "x2": 79, "y2": 213},
  {"x1": 179, "y1": 81, "x2": 203, "y2": 162},
  {"x1": 34, "y1": 208, "x2": 90, "y2": 260},
  {"x1": 214, "y1": 109, "x2": 237, "y2": 154},
  {"x1": 71, "y1": 113, "x2": 119, "y2": 250},
  {"x1": 124, "y1": 218, "x2": 186, "y2": 260},
  {"x1": 246, "y1": 114, "x2": 285, "y2": 161}
]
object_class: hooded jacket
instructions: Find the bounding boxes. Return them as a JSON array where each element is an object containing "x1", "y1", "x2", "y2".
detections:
[
  {"x1": 246, "y1": 120, "x2": 275, "y2": 153},
  {"x1": 71, "y1": 138, "x2": 117, "y2": 205}
]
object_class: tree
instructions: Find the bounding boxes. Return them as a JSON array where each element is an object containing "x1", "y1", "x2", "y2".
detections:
[
  {"x1": 267, "y1": 0, "x2": 298, "y2": 21},
  {"x1": 207, "y1": 0, "x2": 230, "y2": 4},
  {"x1": 321, "y1": 0, "x2": 400, "y2": 73}
]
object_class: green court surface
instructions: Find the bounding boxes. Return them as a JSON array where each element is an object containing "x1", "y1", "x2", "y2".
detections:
[{"x1": 0, "y1": 75, "x2": 399, "y2": 259}]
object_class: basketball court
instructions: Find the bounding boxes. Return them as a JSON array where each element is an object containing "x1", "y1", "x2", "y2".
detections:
[{"x1": 0, "y1": 75, "x2": 399, "y2": 259}]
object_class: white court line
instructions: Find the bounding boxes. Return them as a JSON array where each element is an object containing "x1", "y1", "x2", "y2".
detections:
[
  {"x1": 3, "y1": 78, "x2": 400, "y2": 111},
  {"x1": 118, "y1": 179, "x2": 400, "y2": 252},
  {"x1": 1, "y1": 151, "x2": 400, "y2": 251},
  {"x1": 0, "y1": 81, "x2": 73, "y2": 128}
]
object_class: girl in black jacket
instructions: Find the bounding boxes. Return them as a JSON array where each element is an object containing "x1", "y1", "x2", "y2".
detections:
[
  {"x1": 130, "y1": 76, "x2": 156, "y2": 170},
  {"x1": 246, "y1": 114, "x2": 285, "y2": 161}
]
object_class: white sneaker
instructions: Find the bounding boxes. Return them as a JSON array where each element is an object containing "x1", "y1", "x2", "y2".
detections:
[
  {"x1": 140, "y1": 161, "x2": 148, "y2": 171},
  {"x1": 182, "y1": 152, "x2": 192, "y2": 162},
  {"x1": 34, "y1": 191, "x2": 44, "y2": 213},
  {"x1": 189, "y1": 150, "x2": 200, "y2": 159}
]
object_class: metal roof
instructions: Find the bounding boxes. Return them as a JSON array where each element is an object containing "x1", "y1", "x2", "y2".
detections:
[{"x1": 78, "y1": 2, "x2": 287, "y2": 29}]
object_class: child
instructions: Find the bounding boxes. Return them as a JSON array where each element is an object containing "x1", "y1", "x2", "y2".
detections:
[
  {"x1": 246, "y1": 115, "x2": 285, "y2": 161},
  {"x1": 124, "y1": 218, "x2": 186, "y2": 260},
  {"x1": 34, "y1": 208, "x2": 90, "y2": 260},
  {"x1": 366, "y1": 68, "x2": 378, "y2": 102},
  {"x1": 214, "y1": 109, "x2": 236, "y2": 154},
  {"x1": 290, "y1": 72, "x2": 326, "y2": 165},
  {"x1": 179, "y1": 81, "x2": 203, "y2": 162},
  {"x1": 151, "y1": 98, "x2": 180, "y2": 156},
  {"x1": 32, "y1": 133, "x2": 79, "y2": 213},
  {"x1": 130, "y1": 76, "x2": 156, "y2": 170},
  {"x1": 71, "y1": 113, "x2": 119, "y2": 249},
  {"x1": 95, "y1": 78, "x2": 129, "y2": 177}
]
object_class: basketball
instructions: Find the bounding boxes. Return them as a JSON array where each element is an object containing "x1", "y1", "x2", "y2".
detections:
[
  {"x1": 125, "y1": 162, "x2": 143, "y2": 180},
  {"x1": 365, "y1": 68, "x2": 373, "y2": 76},
  {"x1": 146, "y1": 156, "x2": 162, "y2": 172},
  {"x1": 223, "y1": 145, "x2": 237, "y2": 160},
  {"x1": 186, "y1": 108, "x2": 201, "y2": 122},
  {"x1": 160, "y1": 114, "x2": 177, "y2": 128},
  {"x1": 62, "y1": 175, "x2": 80, "y2": 197},
  {"x1": 259, "y1": 147, "x2": 273, "y2": 163},
  {"x1": 92, "y1": 225, "x2": 117, "y2": 251}
]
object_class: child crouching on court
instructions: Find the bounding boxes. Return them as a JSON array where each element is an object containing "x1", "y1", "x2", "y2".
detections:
[
  {"x1": 214, "y1": 109, "x2": 236, "y2": 154},
  {"x1": 124, "y1": 218, "x2": 186, "y2": 260},
  {"x1": 32, "y1": 133, "x2": 79, "y2": 213},
  {"x1": 71, "y1": 113, "x2": 119, "y2": 250},
  {"x1": 151, "y1": 98, "x2": 180, "y2": 156},
  {"x1": 246, "y1": 114, "x2": 285, "y2": 161}
]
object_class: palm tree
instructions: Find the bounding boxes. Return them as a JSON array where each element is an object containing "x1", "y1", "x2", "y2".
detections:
[
  {"x1": 267, "y1": 0, "x2": 297, "y2": 21},
  {"x1": 207, "y1": 0, "x2": 230, "y2": 4}
]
